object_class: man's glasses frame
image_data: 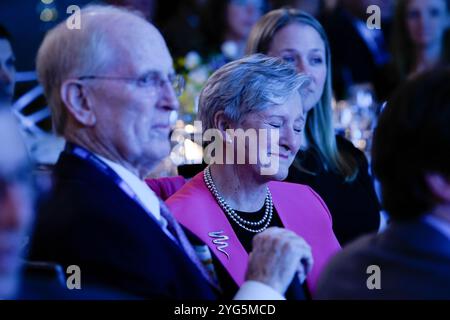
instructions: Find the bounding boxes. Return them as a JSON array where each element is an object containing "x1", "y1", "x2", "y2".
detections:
[{"x1": 77, "y1": 71, "x2": 185, "y2": 96}]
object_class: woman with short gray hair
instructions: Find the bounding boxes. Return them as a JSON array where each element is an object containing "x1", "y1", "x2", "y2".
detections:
[{"x1": 167, "y1": 54, "x2": 340, "y2": 299}]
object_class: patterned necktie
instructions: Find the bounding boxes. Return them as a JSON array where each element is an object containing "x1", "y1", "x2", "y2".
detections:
[{"x1": 158, "y1": 199, "x2": 220, "y2": 291}]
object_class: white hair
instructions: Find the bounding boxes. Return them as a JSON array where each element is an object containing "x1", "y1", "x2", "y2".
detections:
[{"x1": 36, "y1": 4, "x2": 148, "y2": 135}]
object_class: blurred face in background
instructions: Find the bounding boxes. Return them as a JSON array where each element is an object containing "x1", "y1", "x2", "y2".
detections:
[
  {"x1": 0, "y1": 111, "x2": 34, "y2": 299},
  {"x1": 406, "y1": 0, "x2": 449, "y2": 48},
  {"x1": 0, "y1": 38, "x2": 16, "y2": 106},
  {"x1": 226, "y1": 0, "x2": 264, "y2": 41},
  {"x1": 268, "y1": 23, "x2": 327, "y2": 113}
]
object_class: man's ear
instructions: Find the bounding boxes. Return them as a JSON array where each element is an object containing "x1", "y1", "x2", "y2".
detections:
[
  {"x1": 425, "y1": 173, "x2": 450, "y2": 202},
  {"x1": 213, "y1": 110, "x2": 232, "y2": 143},
  {"x1": 60, "y1": 79, "x2": 96, "y2": 126}
]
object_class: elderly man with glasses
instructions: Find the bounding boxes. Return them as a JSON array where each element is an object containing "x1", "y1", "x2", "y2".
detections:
[{"x1": 28, "y1": 5, "x2": 311, "y2": 299}]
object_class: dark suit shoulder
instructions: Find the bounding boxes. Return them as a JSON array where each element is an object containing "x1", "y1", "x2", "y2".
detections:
[
  {"x1": 29, "y1": 152, "x2": 217, "y2": 299},
  {"x1": 316, "y1": 220, "x2": 450, "y2": 299}
]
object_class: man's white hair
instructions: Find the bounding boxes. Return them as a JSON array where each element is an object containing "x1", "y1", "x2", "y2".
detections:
[{"x1": 36, "y1": 4, "x2": 148, "y2": 135}]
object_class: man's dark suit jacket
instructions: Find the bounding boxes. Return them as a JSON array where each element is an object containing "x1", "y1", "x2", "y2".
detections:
[
  {"x1": 28, "y1": 151, "x2": 217, "y2": 299},
  {"x1": 315, "y1": 218, "x2": 450, "y2": 299}
]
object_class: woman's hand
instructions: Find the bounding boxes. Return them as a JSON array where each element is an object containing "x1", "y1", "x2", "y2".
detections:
[{"x1": 245, "y1": 227, "x2": 314, "y2": 295}]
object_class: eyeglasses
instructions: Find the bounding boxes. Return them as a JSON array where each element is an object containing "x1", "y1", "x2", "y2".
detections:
[{"x1": 78, "y1": 71, "x2": 185, "y2": 96}]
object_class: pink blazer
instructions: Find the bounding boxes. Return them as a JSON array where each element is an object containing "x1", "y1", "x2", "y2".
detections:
[
  {"x1": 166, "y1": 172, "x2": 341, "y2": 294},
  {"x1": 145, "y1": 175, "x2": 186, "y2": 200}
]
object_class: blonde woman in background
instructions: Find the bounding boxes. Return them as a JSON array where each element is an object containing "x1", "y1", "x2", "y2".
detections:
[
  {"x1": 246, "y1": 8, "x2": 381, "y2": 245},
  {"x1": 391, "y1": 0, "x2": 449, "y2": 80}
]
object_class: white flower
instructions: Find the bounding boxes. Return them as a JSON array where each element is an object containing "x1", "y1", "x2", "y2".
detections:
[
  {"x1": 341, "y1": 108, "x2": 353, "y2": 127},
  {"x1": 185, "y1": 51, "x2": 201, "y2": 70},
  {"x1": 221, "y1": 41, "x2": 239, "y2": 60}
]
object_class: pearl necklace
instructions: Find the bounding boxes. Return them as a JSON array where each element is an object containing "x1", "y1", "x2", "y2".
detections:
[{"x1": 203, "y1": 167, "x2": 273, "y2": 233}]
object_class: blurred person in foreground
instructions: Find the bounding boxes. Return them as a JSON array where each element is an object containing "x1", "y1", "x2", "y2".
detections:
[
  {"x1": 0, "y1": 24, "x2": 15, "y2": 108},
  {"x1": 0, "y1": 109, "x2": 34, "y2": 299},
  {"x1": 316, "y1": 68, "x2": 450, "y2": 299}
]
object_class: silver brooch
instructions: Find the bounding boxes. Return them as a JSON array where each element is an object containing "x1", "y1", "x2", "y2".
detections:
[{"x1": 208, "y1": 230, "x2": 230, "y2": 260}]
